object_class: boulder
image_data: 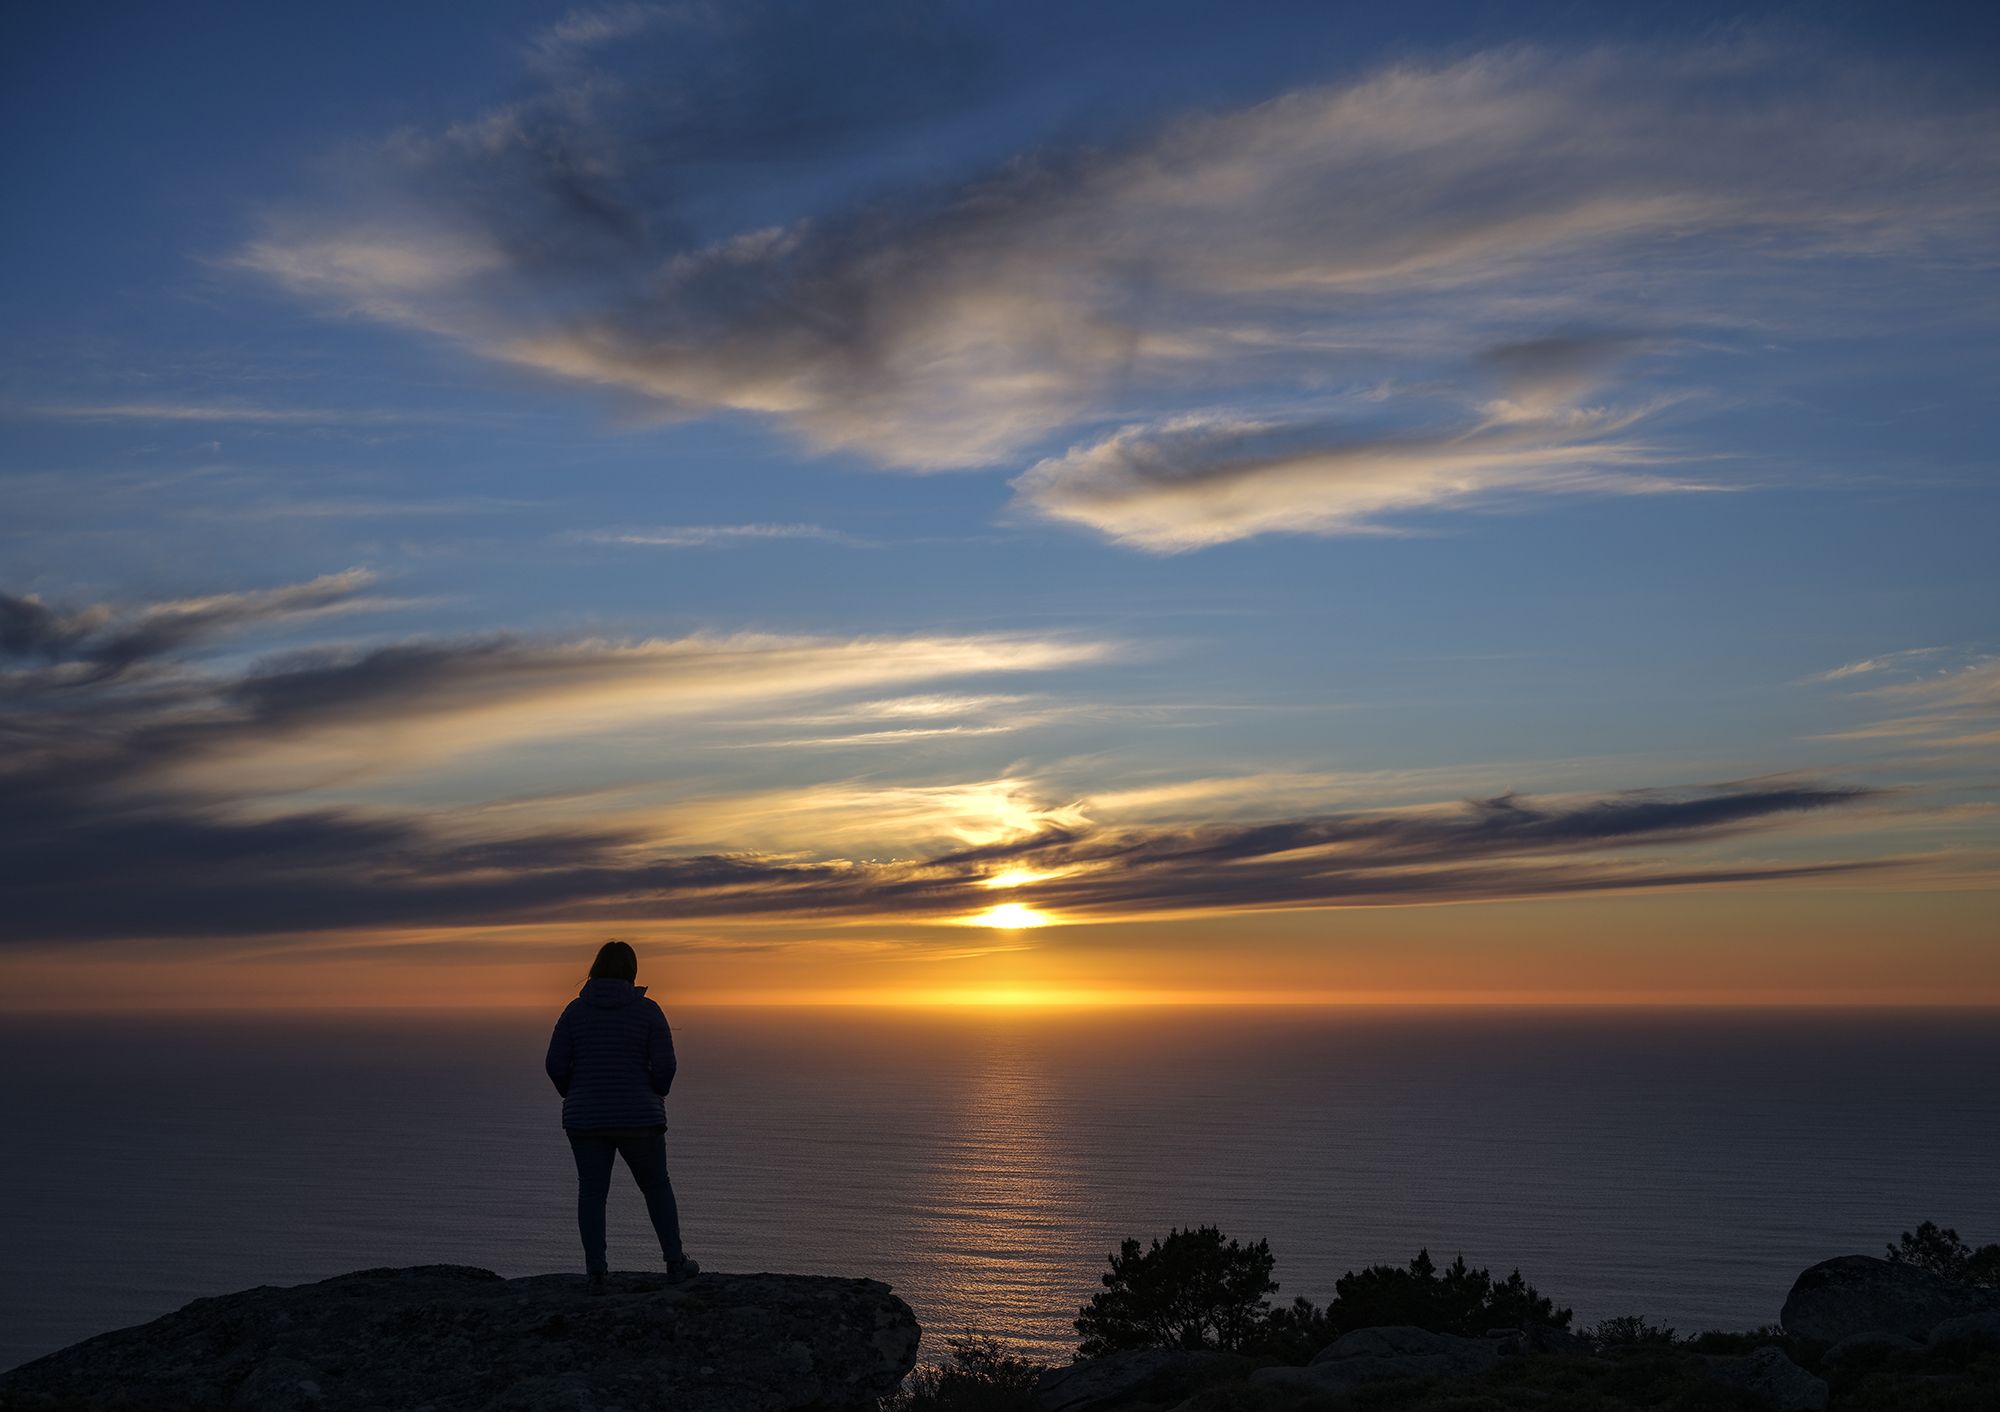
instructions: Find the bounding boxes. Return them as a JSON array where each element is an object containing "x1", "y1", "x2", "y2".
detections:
[
  {"x1": 1034, "y1": 1348, "x2": 1248, "y2": 1412},
  {"x1": 0, "y1": 1264, "x2": 920, "y2": 1412},
  {"x1": 1309, "y1": 1325, "x2": 1483, "y2": 1364},
  {"x1": 1927, "y1": 1309, "x2": 2000, "y2": 1349},
  {"x1": 1702, "y1": 1346, "x2": 1828, "y2": 1412},
  {"x1": 1821, "y1": 1329, "x2": 1921, "y2": 1363},
  {"x1": 1780, "y1": 1255, "x2": 1993, "y2": 1343},
  {"x1": 1251, "y1": 1325, "x2": 1500, "y2": 1395}
]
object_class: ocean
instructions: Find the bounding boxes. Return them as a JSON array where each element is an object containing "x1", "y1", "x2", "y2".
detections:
[{"x1": 4, "y1": 1006, "x2": 1998, "y2": 1372}]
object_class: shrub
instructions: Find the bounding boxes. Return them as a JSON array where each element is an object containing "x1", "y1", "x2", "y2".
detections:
[
  {"x1": 1684, "y1": 1325, "x2": 1790, "y2": 1355},
  {"x1": 1888, "y1": 1221, "x2": 2000, "y2": 1289},
  {"x1": 1591, "y1": 1314, "x2": 1680, "y2": 1348},
  {"x1": 886, "y1": 1334, "x2": 1045, "y2": 1412},
  {"x1": 1074, "y1": 1226, "x2": 1278, "y2": 1356},
  {"x1": 1245, "y1": 1247, "x2": 1574, "y2": 1360},
  {"x1": 1245, "y1": 1295, "x2": 1335, "y2": 1362},
  {"x1": 1316, "y1": 1248, "x2": 1572, "y2": 1337}
]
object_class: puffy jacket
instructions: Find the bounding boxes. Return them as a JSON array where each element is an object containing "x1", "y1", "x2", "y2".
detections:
[{"x1": 544, "y1": 978, "x2": 678, "y2": 1130}]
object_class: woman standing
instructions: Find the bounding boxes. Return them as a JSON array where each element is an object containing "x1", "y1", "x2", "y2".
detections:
[{"x1": 545, "y1": 941, "x2": 699, "y2": 1292}]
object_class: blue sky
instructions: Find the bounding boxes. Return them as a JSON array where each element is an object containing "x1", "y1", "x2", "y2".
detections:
[{"x1": 2, "y1": 1, "x2": 1995, "y2": 1004}]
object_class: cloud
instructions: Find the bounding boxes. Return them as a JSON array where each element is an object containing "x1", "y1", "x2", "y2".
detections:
[
  {"x1": 720, "y1": 691, "x2": 1074, "y2": 748},
  {"x1": 0, "y1": 571, "x2": 1922, "y2": 948},
  {"x1": 0, "y1": 570, "x2": 389, "y2": 686},
  {"x1": 0, "y1": 575, "x2": 1896, "y2": 946},
  {"x1": 1010, "y1": 336, "x2": 1713, "y2": 549},
  {"x1": 1, "y1": 573, "x2": 1112, "y2": 836},
  {"x1": 191, "y1": 631, "x2": 1104, "y2": 791},
  {"x1": 232, "y1": 38, "x2": 1998, "y2": 479},
  {"x1": 525, "y1": 3, "x2": 672, "y2": 71},
  {"x1": 669, "y1": 775, "x2": 1091, "y2": 855},
  {"x1": 1820, "y1": 659, "x2": 2000, "y2": 752},
  {"x1": 927, "y1": 781, "x2": 1888, "y2": 919},
  {"x1": 0, "y1": 762, "x2": 1887, "y2": 945},
  {"x1": 792, "y1": 693, "x2": 1036, "y2": 724},
  {"x1": 1811, "y1": 646, "x2": 1950, "y2": 683}
]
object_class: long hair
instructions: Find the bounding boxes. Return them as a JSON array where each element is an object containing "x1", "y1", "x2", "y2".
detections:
[{"x1": 589, "y1": 940, "x2": 638, "y2": 981}]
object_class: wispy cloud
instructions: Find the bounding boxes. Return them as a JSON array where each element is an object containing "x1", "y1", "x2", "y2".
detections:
[
  {"x1": 721, "y1": 691, "x2": 1069, "y2": 748},
  {"x1": 1011, "y1": 336, "x2": 1715, "y2": 549},
  {"x1": 0, "y1": 575, "x2": 1928, "y2": 945},
  {"x1": 751, "y1": 723, "x2": 1027, "y2": 749},
  {"x1": 1810, "y1": 646, "x2": 1950, "y2": 682},
  {"x1": 1819, "y1": 659, "x2": 2000, "y2": 753},
  {"x1": 0, "y1": 569, "x2": 394, "y2": 686},
  {"x1": 0, "y1": 571, "x2": 1947, "y2": 948},
  {"x1": 0, "y1": 759, "x2": 1890, "y2": 946},
  {"x1": 2, "y1": 572, "x2": 1113, "y2": 806},
  {"x1": 925, "y1": 781, "x2": 1890, "y2": 921},
  {"x1": 232, "y1": 38, "x2": 1998, "y2": 490},
  {"x1": 524, "y1": 3, "x2": 671, "y2": 71}
]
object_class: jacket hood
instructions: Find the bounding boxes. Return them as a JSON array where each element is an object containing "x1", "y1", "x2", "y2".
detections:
[{"x1": 579, "y1": 977, "x2": 648, "y2": 1008}]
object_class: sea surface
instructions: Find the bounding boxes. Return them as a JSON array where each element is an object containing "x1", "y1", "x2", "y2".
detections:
[{"x1": 4, "y1": 1006, "x2": 2000, "y2": 1372}]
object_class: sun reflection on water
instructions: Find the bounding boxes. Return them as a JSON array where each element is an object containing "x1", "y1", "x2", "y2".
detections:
[{"x1": 907, "y1": 1026, "x2": 1085, "y2": 1352}]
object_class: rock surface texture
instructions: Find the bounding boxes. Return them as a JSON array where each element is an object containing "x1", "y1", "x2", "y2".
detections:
[
  {"x1": 1779, "y1": 1255, "x2": 1995, "y2": 1343},
  {"x1": 1034, "y1": 1348, "x2": 1249, "y2": 1412},
  {"x1": 1702, "y1": 1346, "x2": 1829, "y2": 1412},
  {"x1": 1925, "y1": 1308, "x2": 2000, "y2": 1349},
  {"x1": 0, "y1": 1265, "x2": 921, "y2": 1412},
  {"x1": 1250, "y1": 1324, "x2": 1502, "y2": 1394}
]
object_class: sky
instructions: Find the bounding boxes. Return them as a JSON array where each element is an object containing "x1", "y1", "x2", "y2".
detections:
[{"x1": 2, "y1": 0, "x2": 1996, "y2": 1009}]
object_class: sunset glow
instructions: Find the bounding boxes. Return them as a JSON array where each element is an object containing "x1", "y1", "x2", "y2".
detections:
[
  {"x1": 10, "y1": 16, "x2": 2000, "y2": 1410},
  {"x1": 963, "y1": 903, "x2": 1057, "y2": 931},
  {"x1": 1, "y1": 4, "x2": 1995, "y2": 1014}
]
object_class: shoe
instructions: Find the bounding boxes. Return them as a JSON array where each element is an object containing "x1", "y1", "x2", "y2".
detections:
[
  {"x1": 665, "y1": 1257, "x2": 700, "y2": 1284},
  {"x1": 587, "y1": 1270, "x2": 608, "y2": 1296}
]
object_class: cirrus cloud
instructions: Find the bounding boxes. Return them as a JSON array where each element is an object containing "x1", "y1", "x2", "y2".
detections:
[
  {"x1": 229, "y1": 37, "x2": 1999, "y2": 487},
  {"x1": 0, "y1": 571, "x2": 1903, "y2": 947}
]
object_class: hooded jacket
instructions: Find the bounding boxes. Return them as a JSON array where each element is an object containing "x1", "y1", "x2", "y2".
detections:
[{"x1": 544, "y1": 977, "x2": 678, "y2": 1131}]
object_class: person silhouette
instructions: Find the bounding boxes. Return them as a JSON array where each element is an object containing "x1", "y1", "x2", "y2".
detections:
[{"x1": 544, "y1": 940, "x2": 698, "y2": 1293}]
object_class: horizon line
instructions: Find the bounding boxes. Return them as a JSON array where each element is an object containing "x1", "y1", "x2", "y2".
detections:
[{"x1": 7, "y1": 995, "x2": 2000, "y2": 1017}]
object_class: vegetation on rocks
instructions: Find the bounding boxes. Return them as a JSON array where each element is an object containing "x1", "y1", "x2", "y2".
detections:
[
  {"x1": 1075, "y1": 1227, "x2": 1281, "y2": 1357},
  {"x1": 889, "y1": 1218, "x2": 2000, "y2": 1412},
  {"x1": 1252, "y1": 1248, "x2": 1572, "y2": 1360},
  {"x1": 1887, "y1": 1221, "x2": 2000, "y2": 1289},
  {"x1": 883, "y1": 1335, "x2": 1047, "y2": 1412}
]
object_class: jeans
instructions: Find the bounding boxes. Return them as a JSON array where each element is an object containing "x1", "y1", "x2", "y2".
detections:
[{"x1": 566, "y1": 1128, "x2": 685, "y2": 1274}]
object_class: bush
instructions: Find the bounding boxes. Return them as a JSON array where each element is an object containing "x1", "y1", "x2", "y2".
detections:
[
  {"x1": 1074, "y1": 1227, "x2": 1278, "y2": 1356},
  {"x1": 1242, "y1": 1247, "x2": 1575, "y2": 1360},
  {"x1": 1314, "y1": 1248, "x2": 1572, "y2": 1338},
  {"x1": 1683, "y1": 1325, "x2": 1791, "y2": 1355},
  {"x1": 1074, "y1": 1229, "x2": 1571, "y2": 1365},
  {"x1": 886, "y1": 1334, "x2": 1045, "y2": 1412},
  {"x1": 1244, "y1": 1295, "x2": 1335, "y2": 1362},
  {"x1": 1591, "y1": 1314, "x2": 1680, "y2": 1348},
  {"x1": 1888, "y1": 1221, "x2": 2000, "y2": 1288}
]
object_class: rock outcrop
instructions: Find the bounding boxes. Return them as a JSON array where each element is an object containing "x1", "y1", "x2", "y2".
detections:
[
  {"x1": 0, "y1": 1265, "x2": 920, "y2": 1412},
  {"x1": 1249, "y1": 1324, "x2": 1501, "y2": 1395},
  {"x1": 1034, "y1": 1348, "x2": 1249, "y2": 1412},
  {"x1": 1779, "y1": 1255, "x2": 1994, "y2": 1344},
  {"x1": 1925, "y1": 1309, "x2": 2000, "y2": 1349},
  {"x1": 1701, "y1": 1346, "x2": 1828, "y2": 1412}
]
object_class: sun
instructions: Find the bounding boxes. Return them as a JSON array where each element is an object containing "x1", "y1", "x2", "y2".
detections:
[{"x1": 964, "y1": 901, "x2": 1053, "y2": 929}]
